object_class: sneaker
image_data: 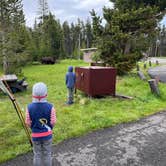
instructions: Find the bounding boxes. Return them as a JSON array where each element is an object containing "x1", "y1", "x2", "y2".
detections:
[{"x1": 66, "y1": 101, "x2": 74, "y2": 105}]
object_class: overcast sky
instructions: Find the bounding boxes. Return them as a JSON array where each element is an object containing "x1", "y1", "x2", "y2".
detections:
[
  {"x1": 22, "y1": 0, "x2": 166, "y2": 28},
  {"x1": 22, "y1": 0, "x2": 113, "y2": 27}
]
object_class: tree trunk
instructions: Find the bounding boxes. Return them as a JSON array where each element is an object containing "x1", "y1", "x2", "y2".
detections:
[
  {"x1": 3, "y1": 55, "x2": 8, "y2": 74},
  {"x1": 124, "y1": 41, "x2": 131, "y2": 54},
  {"x1": 148, "y1": 79, "x2": 160, "y2": 96},
  {"x1": 1, "y1": 32, "x2": 8, "y2": 74}
]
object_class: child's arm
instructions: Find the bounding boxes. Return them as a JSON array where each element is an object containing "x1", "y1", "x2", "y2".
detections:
[
  {"x1": 74, "y1": 73, "x2": 76, "y2": 84},
  {"x1": 51, "y1": 107, "x2": 56, "y2": 127},
  {"x1": 65, "y1": 75, "x2": 67, "y2": 85},
  {"x1": 25, "y1": 109, "x2": 32, "y2": 127}
]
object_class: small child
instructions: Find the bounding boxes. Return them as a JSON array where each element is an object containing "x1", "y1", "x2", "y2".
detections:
[
  {"x1": 65, "y1": 66, "x2": 76, "y2": 104},
  {"x1": 25, "y1": 82, "x2": 56, "y2": 166}
]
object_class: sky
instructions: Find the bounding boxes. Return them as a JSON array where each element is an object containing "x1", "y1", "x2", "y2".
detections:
[
  {"x1": 22, "y1": 0, "x2": 113, "y2": 27},
  {"x1": 160, "y1": 16, "x2": 166, "y2": 26}
]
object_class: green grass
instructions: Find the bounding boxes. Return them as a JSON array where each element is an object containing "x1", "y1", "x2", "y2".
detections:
[{"x1": 1, "y1": 59, "x2": 166, "y2": 163}]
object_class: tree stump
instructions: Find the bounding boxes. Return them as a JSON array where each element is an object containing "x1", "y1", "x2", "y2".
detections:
[
  {"x1": 148, "y1": 79, "x2": 160, "y2": 96},
  {"x1": 137, "y1": 71, "x2": 146, "y2": 80}
]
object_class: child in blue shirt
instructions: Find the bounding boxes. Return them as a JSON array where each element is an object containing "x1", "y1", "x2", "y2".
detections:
[{"x1": 65, "y1": 66, "x2": 76, "y2": 104}]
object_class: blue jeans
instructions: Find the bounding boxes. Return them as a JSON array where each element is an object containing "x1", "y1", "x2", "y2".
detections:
[
  {"x1": 33, "y1": 139, "x2": 52, "y2": 166},
  {"x1": 67, "y1": 88, "x2": 74, "y2": 104}
]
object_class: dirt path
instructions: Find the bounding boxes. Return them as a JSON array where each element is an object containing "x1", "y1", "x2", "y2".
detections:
[{"x1": 1, "y1": 111, "x2": 166, "y2": 166}]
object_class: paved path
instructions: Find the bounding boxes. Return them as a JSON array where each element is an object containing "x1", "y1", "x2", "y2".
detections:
[
  {"x1": 145, "y1": 57, "x2": 166, "y2": 82},
  {"x1": 148, "y1": 65, "x2": 166, "y2": 83},
  {"x1": 148, "y1": 57, "x2": 166, "y2": 64},
  {"x1": 1, "y1": 111, "x2": 166, "y2": 166}
]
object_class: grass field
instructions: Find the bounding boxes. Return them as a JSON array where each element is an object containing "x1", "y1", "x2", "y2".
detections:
[{"x1": 0, "y1": 59, "x2": 166, "y2": 163}]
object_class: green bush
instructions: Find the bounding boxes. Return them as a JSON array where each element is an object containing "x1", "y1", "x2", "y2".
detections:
[
  {"x1": 3, "y1": 53, "x2": 31, "y2": 74},
  {"x1": 32, "y1": 61, "x2": 42, "y2": 65},
  {"x1": 92, "y1": 51, "x2": 101, "y2": 62}
]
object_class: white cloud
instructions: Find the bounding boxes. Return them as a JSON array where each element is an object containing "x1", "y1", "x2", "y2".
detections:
[
  {"x1": 53, "y1": 9, "x2": 65, "y2": 16},
  {"x1": 22, "y1": 0, "x2": 113, "y2": 27},
  {"x1": 74, "y1": 0, "x2": 112, "y2": 9}
]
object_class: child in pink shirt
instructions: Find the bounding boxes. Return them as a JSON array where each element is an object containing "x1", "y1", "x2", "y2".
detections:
[{"x1": 25, "y1": 82, "x2": 56, "y2": 166}]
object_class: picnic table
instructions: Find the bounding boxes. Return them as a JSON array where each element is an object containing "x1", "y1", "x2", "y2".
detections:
[
  {"x1": 0, "y1": 74, "x2": 28, "y2": 93},
  {"x1": 1, "y1": 74, "x2": 18, "y2": 82}
]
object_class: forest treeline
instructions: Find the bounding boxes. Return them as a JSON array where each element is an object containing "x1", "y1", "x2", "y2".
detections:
[{"x1": 0, "y1": 0, "x2": 166, "y2": 74}]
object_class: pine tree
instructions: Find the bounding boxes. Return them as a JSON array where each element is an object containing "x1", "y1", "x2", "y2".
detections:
[
  {"x1": 42, "y1": 13, "x2": 63, "y2": 59},
  {"x1": 85, "y1": 18, "x2": 93, "y2": 48},
  {"x1": 0, "y1": 0, "x2": 25, "y2": 74},
  {"x1": 63, "y1": 21, "x2": 72, "y2": 58},
  {"x1": 98, "y1": 0, "x2": 166, "y2": 74},
  {"x1": 157, "y1": 26, "x2": 166, "y2": 57},
  {"x1": 90, "y1": 9, "x2": 103, "y2": 46},
  {"x1": 38, "y1": 0, "x2": 49, "y2": 23}
]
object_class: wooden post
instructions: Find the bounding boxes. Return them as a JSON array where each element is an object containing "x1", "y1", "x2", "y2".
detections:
[
  {"x1": 144, "y1": 63, "x2": 146, "y2": 69},
  {"x1": 137, "y1": 71, "x2": 146, "y2": 80},
  {"x1": 149, "y1": 61, "x2": 152, "y2": 67},
  {"x1": 136, "y1": 64, "x2": 139, "y2": 71},
  {"x1": 148, "y1": 79, "x2": 160, "y2": 96}
]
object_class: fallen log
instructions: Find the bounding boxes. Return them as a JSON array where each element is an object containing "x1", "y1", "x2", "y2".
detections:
[{"x1": 115, "y1": 94, "x2": 133, "y2": 99}]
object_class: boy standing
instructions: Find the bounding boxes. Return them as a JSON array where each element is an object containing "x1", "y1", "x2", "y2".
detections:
[
  {"x1": 25, "y1": 82, "x2": 56, "y2": 166},
  {"x1": 65, "y1": 66, "x2": 76, "y2": 104}
]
